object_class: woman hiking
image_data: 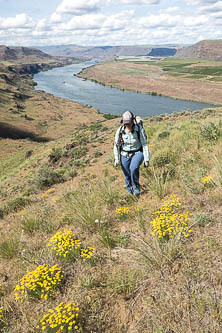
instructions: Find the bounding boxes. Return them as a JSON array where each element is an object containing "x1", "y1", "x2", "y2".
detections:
[{"x1": 114, "y1": 111, "x2": 149, "y2": 196}]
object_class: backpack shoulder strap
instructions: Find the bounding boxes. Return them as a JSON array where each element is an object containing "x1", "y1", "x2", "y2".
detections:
[
  {"x1": 118, "y1": 125, "x2": 124, "y2": 146},
  {"x1": 134, "y1": 123, "x2": 141, "y2": 142}
]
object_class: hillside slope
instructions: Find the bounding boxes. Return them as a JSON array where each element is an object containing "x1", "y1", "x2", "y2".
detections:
[
  {"x1": 0, "y1": 45, "x2": 54, "y2": 62},
  {"x1": 0, "y1": 104, "x2": 222, "y2": 332},
  {"x1": 175, "y1": 40, "x2": 222, "y2": 61},
  {"x1": 0, "y1": 45, "x2": 84, "y2": 137},
  {"x1": 0, "y1": 45, "x2": 222, "y2": 333}
]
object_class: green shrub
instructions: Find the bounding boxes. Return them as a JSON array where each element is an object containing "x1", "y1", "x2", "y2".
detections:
[
  {"x1": 89, "y1": 122, "x2": 102, "y2": 131},
  {"x1": 103, "y1": 113, "x2": 119, "y2": 120},
  {"x1": 153, "y1": 150, "x2": 177, "y2": 168},
  {"x1": 48, "y1": 147, "x2": 64, "y2": 163},
  {"x1": 34, "y1": 165, "x2": 65, "y2": 189},
  {"x1": 69, "y1": 146, "x2": 88, "y2": 159},
  {"x1": 68, "y1": 168, "x2": 78, "y2": 178},
  {"x1": 93, "y1": 150, "x2": 103, "y2": 158},
  {"x1": 180, "y1": 170, "x2": 205, "y2": 194},
  {"x1": 194, "y1": 212, "x2": 212, "y2": 226},
  {"x1": 200, "y1": 122, "x2": 221, "y2": 141},
  {"x1": 158, "y1": 131, "x2": 170, "y2": 140}
]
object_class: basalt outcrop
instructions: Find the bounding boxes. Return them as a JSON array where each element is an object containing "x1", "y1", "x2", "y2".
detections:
[{"x1": 175, "y1": 40, "x2": 222, "y2": 61}]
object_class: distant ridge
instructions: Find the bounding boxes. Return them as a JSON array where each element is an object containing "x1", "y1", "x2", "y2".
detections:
[
  {"x1": 35, "y1": 44, "x2": 180, "y2": 59},
  {"x1": 175, "y1": 40, "x2": 222, "y2": 61}
]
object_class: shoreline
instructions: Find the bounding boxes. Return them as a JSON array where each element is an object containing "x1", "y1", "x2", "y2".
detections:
[
  {"x1": 76, "y1": 69, "x2": 220, "y2": 107},
  {"x1": 77, "y1": 61, "x2": 222, "y2": 106}
]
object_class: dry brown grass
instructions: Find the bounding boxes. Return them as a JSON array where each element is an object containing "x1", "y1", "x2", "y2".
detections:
[{"x1": 78, "y1": 60, "x2": 222, "y2": 104}]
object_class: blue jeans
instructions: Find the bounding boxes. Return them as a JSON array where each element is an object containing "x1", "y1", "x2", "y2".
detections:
[{"x1": 120, "y1": 152, "x2": 144, "y2": 193}]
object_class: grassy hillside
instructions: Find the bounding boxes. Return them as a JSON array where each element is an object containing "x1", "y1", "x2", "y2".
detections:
[{"x1": 0, "y1": 105, "x2": 222, "y2": 332}]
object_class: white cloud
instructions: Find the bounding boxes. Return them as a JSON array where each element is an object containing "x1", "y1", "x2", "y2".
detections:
[
  {"x1": 183, "y1": 0, "x2": 220, "y2": 4},
  {"x1": 102, "y1": 10, "x2": 134, "y2": 31},
  {"x1": 0, "y1": 13, "x2": 33, "y2": 30},
  {"x1": 199, "y1": 1, "x2": 222, "y2": 13},
  {"x1": 50, "y1": 12, "x2": 63, "y2": 23},
  {"x1": 114, "y1": 0, "x2": 159, "y2": 4},
  {"x1": 139, "y1": 13, "x2": 181, "y2": 28},
  {"x1": 55, "y1": 0, "x2": 101, "y2": 16},
  {"x1": 62, "y1": 13, "x2": 105, "y2": 30},
  {"x1": 210, "y1": 10, "x2": 222, "y2": 17},
  {"x1": 184, "y1": 15, "x2": 208, "y2": 26},
  {"x1": 164, "y1": 6, "x2": 180, "y2": 13},
  {"x1": 0, "y1": 0, "x2": 221, "y2": 46}
]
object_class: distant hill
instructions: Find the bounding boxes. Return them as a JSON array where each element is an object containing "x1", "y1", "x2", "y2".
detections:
[
  {"x1": 0, "y1": 45, "x2": 54, "y2": 62},
  {"x1": 35, "y1": 44, "x2": 179, "y2": 59},
  {"x1": 175, "y1": 40, "x2": 222, "y2": 61}
]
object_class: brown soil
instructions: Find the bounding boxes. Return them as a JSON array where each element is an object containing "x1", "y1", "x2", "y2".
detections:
[{"x1": 78, "y1": 61, "x2": 222, "y2": 105}]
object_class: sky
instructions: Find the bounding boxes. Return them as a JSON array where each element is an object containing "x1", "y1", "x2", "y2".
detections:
[{"x1": 0, "y1": 0, "x2": 222, "y2": 47}]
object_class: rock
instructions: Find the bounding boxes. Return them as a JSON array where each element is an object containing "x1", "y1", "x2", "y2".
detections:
[{"x1": 25, "y1": 150, "x2": 33, "y2": 159}]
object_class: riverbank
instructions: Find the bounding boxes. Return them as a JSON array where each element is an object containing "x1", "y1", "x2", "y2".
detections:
[{"x1": 77, "y1": 60, "x2": 222, "y2": 105}]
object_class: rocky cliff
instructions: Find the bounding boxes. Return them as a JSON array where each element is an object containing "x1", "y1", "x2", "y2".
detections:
[{"x1": 175, "y1": 40, "x2": 222, "y2": 61}]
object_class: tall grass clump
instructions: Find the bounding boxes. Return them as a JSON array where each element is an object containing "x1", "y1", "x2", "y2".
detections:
[
  {"x1": 0, "y1": 236, "x2": 19, "y2": 259},
  {"x1": 98, "y1": 179, "x2": 122, "y2": 208},
  {"x1": 143, "y1": 167, "x2": 169, "y2": 199},
  {"x1": 3, "y1": 196, "x2": 31, "y2": 216},
  {"x1": 131, "y1": 195, "x2": 193, "y2": 271},
  {"x1": 21, "y1": 204, "x2": 55, "y2": 234},
  {"x1": 64, "y1": 189, "x2": 103, "y2": 232}
]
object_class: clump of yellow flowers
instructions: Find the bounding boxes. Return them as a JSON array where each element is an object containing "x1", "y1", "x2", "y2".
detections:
[
  {"x1": 41, "y1": 187, "x2": 55, "y2": 199},
  {"x1": 116, "y1": 206, "x2": 139, "y2": 219},
  {"x1": 80, "y1": 246, "x2": 96, "y2": 261},
  {"x1": 36, "y1": 302, "x2": 79, "y2": 332},
  {"x1": 202, "y1": 174, "x2": 216, "y2": 184},
  {"x1": 48, "y1": 229, "x2": 81, "y2": 258},
  {"x1": 14, "y1": 264, "x2": 64, "y2": 302},
  {"x1": 48, "y1": 229, "x2": 96, "y2": 262},
  {"x1": 151, "y1": 194, "x2": 192, "y2": 240}
]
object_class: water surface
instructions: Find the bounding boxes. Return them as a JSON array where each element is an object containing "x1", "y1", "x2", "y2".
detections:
[{"x1": 34, "y1": 60, "x2": 215, "y2": 117}]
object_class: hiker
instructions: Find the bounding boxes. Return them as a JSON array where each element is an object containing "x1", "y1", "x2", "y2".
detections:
[{"x1": 114, "y1": 111, "x2": 149, "y2": 196}]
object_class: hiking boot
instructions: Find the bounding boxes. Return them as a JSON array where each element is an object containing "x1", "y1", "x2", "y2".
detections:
[{"x1": 134, "y1": 189, "x2": 140, "y2": 196}]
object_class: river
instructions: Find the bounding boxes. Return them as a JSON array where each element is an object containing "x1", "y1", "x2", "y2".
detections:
[{"x1": 34, "y1": 60, "x2": 215, "y2": 117}]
